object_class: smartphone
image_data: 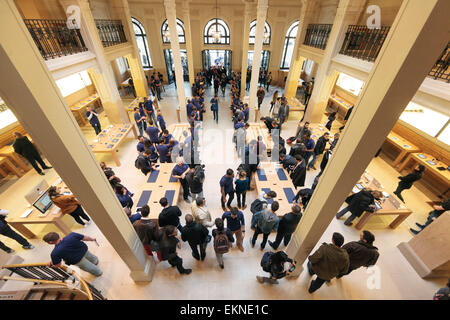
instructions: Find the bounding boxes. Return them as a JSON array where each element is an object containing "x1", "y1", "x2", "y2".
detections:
[{"x1": 288, "y1": 261, "x2": 297, "y2": 273}]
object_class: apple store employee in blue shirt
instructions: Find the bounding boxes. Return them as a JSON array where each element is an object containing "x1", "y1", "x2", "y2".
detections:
[
  {"x1": 43, "y1": 232, "x2": 102, "y2": 277},
  {"x1": 86, "y1": 106, "x2": 101, "y2": 135}
]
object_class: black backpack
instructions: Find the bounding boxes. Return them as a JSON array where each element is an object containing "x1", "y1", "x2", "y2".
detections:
[
  {"x1": 135, "y1": 154, "x2": 146, "y2": 169},
  {"x1": 260, "y1": 252, "x2": 274, "y2": 273},
  {"x1": 250, "y1": 199, "x2": 267, "y2": 214},
  {"x1": 193, "y1": 165, "x2": 205, "y2": 183}
]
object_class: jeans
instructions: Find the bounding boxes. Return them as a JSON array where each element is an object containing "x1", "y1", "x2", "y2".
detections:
[
  {"x1": 231, "y1": 229, "x2": 244, "y2": 251},
  {"x1": 215, "y1": 252, "x2": 224, "y2": 266},
  {"x1": 304, "y1": 152, "x2": 314, "y2": 168},
  {"x1": 137, "y1": 125, "x2": 143, "y2": 137},
  {"x1": 92, "y1": 123, "x2": 102, "y2": 135},
  {"x1": 191, "y1": 192, "x2": 204, "y2": 203},
  {"x1": 213, "y1": 110, "x2": 218, "y2": 123},
  {"x1": 258, "y1": 101, "x2": 263, "y2": 110},
  {"x1": 251, "y1": 227, "x2": 270, "y2": 249},
  {"x1": 221, "y1": 192, "x2": 235, "y2": 209},
  {"x1": 149, "y1": 112, "x2": 157, "y2": 127},
  {"x1": 307, "y1": 261, "x2": 327, "y2": 293},
  {"x1": 189, "y1": 241, "x2": 207, "y2": 260},
  {"x1": 69, "y1": 205, "x2": 91, "y2": 226},
  {"x1": 236, "y1": 191, "x2": 247, "y2": 208},
  {"x1": 308, "y1": 153, "x2": 319, "y2": 169},
  {"x1": 270, "y1": 231, "x2": 292, "y2": 249},
  {"x1": 155, "y1": 87, "x2": 161, "y2": 100},
  {"x1": 180, "y1": 179, "x2": 190, "y2": 200},
  {"x1": 336, "y1": 206, "x2": 357, "y2": 225},
  {"x1": 75, "y1": 251, "x2": 102, "y2": 276},
  {"x1": 0, "y1": 224, "x2": 31, "y2": 251}
]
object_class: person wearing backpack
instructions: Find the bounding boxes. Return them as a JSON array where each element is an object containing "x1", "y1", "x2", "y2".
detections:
[
  {"x1": 181, "y1": 214, "x2": 209, "y2": 261},
  {"x1": 185, "y1": 166, "x2": 204, "y2": 202},
  {"x1": 212, "y1": 218, "x2": 234, "y2": 269},
  {"x1": 269, "y1": 204, "x2": 302, "y2": 250},
  {"x1": 257, "y1": 251, "x2": 296, "y2": 284},
  {"x1": 135, "y1": 150, "x2": 158, "y2": 176},
  {"x1": 251, "y1": 201, "x2": 280, "y2": 250},
  {"x1": 250, "y1": 190, "x2": 277, "y2": 229}
]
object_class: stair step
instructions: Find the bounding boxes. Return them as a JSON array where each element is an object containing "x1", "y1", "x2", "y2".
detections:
[
  {"x1": 56, "y1": 292, "x2": 74, "y2": 300},
  {"x1": 43, "y1": 291, "x2": 60, "y2": 300},
  {"x1": 26, "y1": 290, "x2": 45, "y2": 300}
]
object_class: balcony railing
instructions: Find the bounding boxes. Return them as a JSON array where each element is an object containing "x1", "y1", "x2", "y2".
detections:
[
  {"x1": 95, "y1": 19, "x2": 127, "y2": 47},
  {"x1": 428, "y1": 42, "x2": 449, "y2": 83},
  {"x1": 339, "y1": 25, "x2": 390, "y2": 62},
  {"x1": 303, "y1": 24, "x2": 333, "y2": 50},
  {"x1": 24, "y1": 19, "x2": 88, "y2": 60}
]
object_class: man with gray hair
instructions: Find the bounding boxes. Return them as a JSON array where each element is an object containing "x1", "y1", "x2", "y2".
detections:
[{"x1": 172, "y1": 157, "x2": 191, "y2": 202}]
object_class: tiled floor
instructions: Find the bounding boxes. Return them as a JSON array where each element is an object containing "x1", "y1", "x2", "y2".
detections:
[{"x1": 0, "y1": 83, "x2": 446, "y2": 300}]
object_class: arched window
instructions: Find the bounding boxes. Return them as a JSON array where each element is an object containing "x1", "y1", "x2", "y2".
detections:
[
  {"x1": 203, "y1": 18, "x2": 230, "y2": 44},
  {"x1": 132, "y1": 17, "x2": 152, "y2": 68},
  {"x1": 161, "y1": 18, "x2": 186, "y2": 44},
  {"x1": 249, "y1": 20, "x2": 271, "y2": 45},
  {"x1": 280, "y1": 20, "x2": 299, "y2": 70}
]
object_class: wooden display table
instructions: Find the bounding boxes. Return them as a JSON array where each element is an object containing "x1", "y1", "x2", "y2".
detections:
[
  {"x1": 120, "y1": 78, "x2": 131, "y2": 96},
  {"x1": 88, "y1": 124, "x2": 137, "y2": 166},
  {"x1": 254, "y1": 162, "x2": 297, "y2": 216},
  {"x1": 328, "y1": 94, "x2": 352, "y2": 119},
  {"x1": 286, "y1": 97, "x2": 305, "y2": 120},
  {"x1": 352, "y1": 171, "x2": 412, "y2": 230},
  {"x1": 385, "y1": 132, "x2": 421, "y2": 167},
  {"x1": 131, "y1": 163, "x2": 181, "y2": 224},
  {"x1": 0, "y1": 144, "x2": 30, "y2": 173},
  {"x1": 7, "y1": 178, "x2": 73, "y2": 238},
  {"x1": 0, "y1": 156, "x2": 23, "y2": 178},
  {"x1": 70, "y1": 94, "x2": 101, "y2": 126},
  {"x1": 167, "y1": 123, "x2": 190, "y2": 144},
  {"x1": 397, "y1": 153, "x2": 450, "y2": 187},
  {"x1": 247, "y1": 123, "x2": 274, "y2": 154}
]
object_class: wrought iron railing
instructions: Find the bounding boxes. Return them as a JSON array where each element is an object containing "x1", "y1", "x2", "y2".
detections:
[
  {"x1": 303, "y1": 24, "x2": 333, "y2": 50},
  {"x1": 428, "y1": 42, "x2": 449, "y2": 83},
  {"x1": 24, "y1": 19, "x2": 88, "y2": 60},
  {"x1": 1, "y1": 263, "x2": 105, "y2": 300},
  {"x1": 95, "y1": 19, "x2": 127, "y2": 47},
  {"x1": 339, "y1": 25, "x2": 390, "y2": 62}
]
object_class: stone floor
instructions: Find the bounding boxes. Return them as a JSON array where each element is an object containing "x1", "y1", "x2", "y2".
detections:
[{"x1": 0, "y1": 82, "x2": 446, "y2": 300}]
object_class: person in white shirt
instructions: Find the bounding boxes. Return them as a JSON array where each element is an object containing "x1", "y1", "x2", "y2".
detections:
[
  {"x1": 191, "y1": 197, "x2": 214, "y2": 228},
  {"x1": 0, "y1": 209, "x2": 34, "y2": 253}
]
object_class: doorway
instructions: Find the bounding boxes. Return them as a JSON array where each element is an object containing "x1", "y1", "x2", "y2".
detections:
[
  {"x1": 163, "y1": 49, "x2": 189, "y2": 84},
  {"x1": 201, "y1": 50, "x2": 232, "y2": 77},
  {"x1": 248, "y1": 50, "x2": 270, "y2": 71}
]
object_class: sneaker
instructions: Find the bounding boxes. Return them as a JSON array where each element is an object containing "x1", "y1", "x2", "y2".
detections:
[
  {"x1": 182, "y1": 269, "x2": 192, "y2": 275},
  {"x1": 220, "y1": 264, "x2": 224, "y2": 269},
  {"x1": 265, "y1": 278, "x2": 279, "y2": 284},
  {"x1": 260, "y1": 245, "x2": 265, "y2": 251},
  {"x1": 6, "y1": 248, "x2": 15, "y2": 254},
  {"x1": 242, "y1": 205, "x2": 247, "y2": 210},
  {"x1": 409, "y1": 228, "x2": 419, "y2": 235},
  {"x1": 415, "y1": 223, "x2": 425, "y2": 229},
  {"x1": 22, "y1": 244, "x2": 34, "y2": 249},
  {"x1": 43, "y1": 166, "x2": 53, "y2": 170},
  {"x1": 38, "y1": 172, "x2": 45, "y2": 176},
  {"x1": 268, "y1": 241, "x2": 277, "y2": 250},
  {"x1": 256, "y1": 276, "x2": 265, "y2": 283},
  {"x1": 222, "y1": 207, "x2": 227, "y2": 212},
  {"x1": 344, "y1": 222, "x2": 353, "y2": 226}
]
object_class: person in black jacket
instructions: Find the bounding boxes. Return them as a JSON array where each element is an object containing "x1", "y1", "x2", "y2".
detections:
[
  {"x1": 269, "y1": 205, "x2": 302, "y2": 250},
  {"x1": 257, "y1": 251, "x2": 296, "y2": 284},
  {"x1": 279, "y1": 153, "x2": 297, "y2": 174},
  {"x1": 339, "y1": 105, "x2": 354, "y2": 131},
  {"x1": 338, "y1": 230, "x2": 379, "y2": 278},
  {"x1": 159, "y1": 225, "x2": 191, "y2": 275},
  {"x1": 393, "y1": 165, "x2": 425, "y2": 202},
  {"x1": 158, "y1": 197, "x2": 183, "y2": 232},
  {"x1": 0, "y1": 209, "x2": 34, "y2": 253},
  {"x1": 181, "y1": 214, "x2": 209, "y2": 261},
  {"x1": 336, "y1": 189, "x2": 383, "y2": 226},
  {"x1": 307, "y1": 132, "x2": 330, "y2": 170},
  {"x1": 12, "y1": 132, "x2": 52, "y2": 175},
  {"x1": 185, "y1": 167, "x2": 204, "y2": 202},
  {"x1": 136, "y1": 150, "x2": 157, "y2": 176},
  {"x1": 294, "y1": 188, "x2": 313, "y2": 209},
  {"x1": 317, "y1": 145, "x2": 334, "y2": 178},
  {"x1": 290, "y1": 155, "x2": 307, "y2": 189}
]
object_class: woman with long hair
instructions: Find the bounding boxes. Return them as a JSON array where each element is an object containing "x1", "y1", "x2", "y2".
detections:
[
  {"x1": 269, "y1": 90, "x2": 279, "y2": 114},
  {"x1": 48, "y1": 186, "x2": 91, "y2": 227}
]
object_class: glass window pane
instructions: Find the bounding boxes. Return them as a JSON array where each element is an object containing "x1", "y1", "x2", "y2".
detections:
[
  {"x1": 136, "y1": 37, "x2": 149, "y2": 67},
  {"x1": 0, "y1": 102, "x2": 18, "y2": 131},
  {"x1": 437, "y1": 124, "x2": 450, "y2": 146},
  {"x1": 399, "y1": 102, "x2": 449, "y2": 137}
]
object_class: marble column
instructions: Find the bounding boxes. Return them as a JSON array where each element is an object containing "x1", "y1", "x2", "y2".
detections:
[
  {"x1": 164, "y1": 0, "x2": 186, "y2": 120},
  {"x1": 303, "y1": 0, "x2": 366, "y2": 123},
  {"x1": 248, "y1": 0, "x2": 268, "y2": 111},
  {"x1": 240, "y1": 1, "x2": 252, "y2": 98},
  {"x1": 0, "y1": 0, "x2": 154, "y2": 282},
  {"x1": 285, "y1": 0, "x2": 450, "y2": 277},
  {"x1": 59, "y1": 0, "x2": 129, "y2": 124},
  {"x1": 182, "y1": 0, "x2": 195, "y2": 88}
]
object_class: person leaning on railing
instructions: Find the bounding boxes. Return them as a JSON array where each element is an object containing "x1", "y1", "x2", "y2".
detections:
[{"x1": 43, "y1": 232, "x2": 102, "y2": 277}]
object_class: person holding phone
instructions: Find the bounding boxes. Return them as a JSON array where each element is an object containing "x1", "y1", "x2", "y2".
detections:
[{"x1": 257, "y1": 251, "x2": 296, "y2": 284}]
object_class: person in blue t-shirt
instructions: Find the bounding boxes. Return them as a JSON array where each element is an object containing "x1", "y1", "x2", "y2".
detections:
[
  {"x1": 138, "y1": 102, "x2": 147, "y2": 131},
  {"x1": 125, "y1": 207, "x2": 141, "y2": 224},
  {"x1": 186, "y1": 100, "x2": 194, "y2": 118},
  {"x1": 210, "y1": 95, "x2": 219, "y2": 124},
  {"x1": 115, "y1": 184, "x2": 134, "y2": 209},
  {"x1": 136, "y1": 135, "x2": 148, "y2": 154},
  {"x1": 146, "y1": 121, "x2": 160, "y2": 144},
  {"x1": 43, "y1": 232, "x2": 102, "y2": 276},
  {"x1": 143, "y1": 97, "x2": 157, "y2": 126},
  {"x1": 222, "y1": 207, "x2": 245, "y2": 252},
  {"x1": 86, "y1": 106, "x2": 101, "y2": 135},
  {"x1": 172, "y1": 157, "x2": 191, "y2": 202},
  {"x1": 303, "y1": 134, "x2": 316, "y2": 170},
  {"x1": 243, "y1": 104, "x2": 250, "y2": 123},
  {"x1": 157, "y1": 111, "x2": 166, "y2": 131},
  {"x1": 220, "y1": 169, "x2": 235, "y2": 211},
  {"x1": 156, "y1": 139, "x2": 171, "y2": 163},
  {"x1": 161, "y1": 130, "x2": 174, "y2": 145},
  {"x1": 134, "y1": 107, "x2": 146, "y2": 136}
]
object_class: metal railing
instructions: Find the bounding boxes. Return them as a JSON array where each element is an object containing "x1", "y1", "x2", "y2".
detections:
[
  {"x1": 428, "y1": 42, "x2": 449, "y2": 83},
  {"x1": 339, "y1": 25, "x2": 390, "y2": 62},
  {"x1": 303, "y1": 24, "x2": 333, "y2": 50},
  {"x1": 95, "y1": 19, "x2": 127, "y2": 47},
  {"x1": 1, "y1": 263, "x2": 105, "y2": 300},
  {"x1": 24, "y1": 19, "x2": 88, "y2": 60}
]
